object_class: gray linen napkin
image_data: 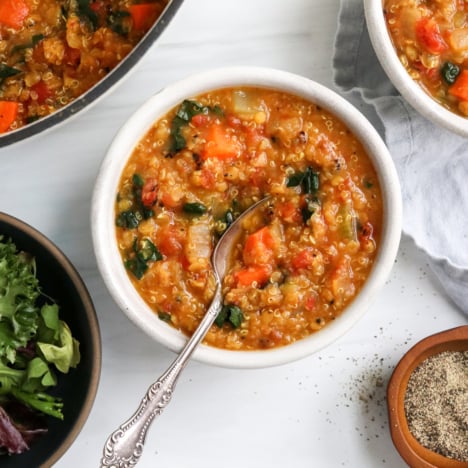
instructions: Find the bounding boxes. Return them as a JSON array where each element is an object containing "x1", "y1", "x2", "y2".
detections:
[{"x1": 333, "y1": 0, "x2": 468, "y2": 315}]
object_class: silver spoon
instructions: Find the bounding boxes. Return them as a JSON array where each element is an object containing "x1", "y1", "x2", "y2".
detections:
[{"x1": 100, "y1": 196, "x2": 271, "y2": 468}]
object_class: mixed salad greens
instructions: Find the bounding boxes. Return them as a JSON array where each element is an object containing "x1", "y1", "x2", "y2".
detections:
[{"x1": 0, "y1": 236, "x2": 80, "y2": 455}]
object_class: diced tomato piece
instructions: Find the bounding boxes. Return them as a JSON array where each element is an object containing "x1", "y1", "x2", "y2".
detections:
[
  {"x1": 277, "y1": 200, "x2": 302, "y2": 223},
  {"x1": 415, "y1": 18, "x2": 447, "y2": 54},
  {"x1": 158, "y1": 229, "x2": 182, "y2": 258},
  {"x1": 202, "y1": 124, "x2": 242, "y2": 160},
  {"x1": 129, "y1": 3, "x2": 163, "y2": 32},
  {"x1": 0, "y1": 101, "x2": 18, "y2": 133},
  {"x1": 64, "y1": 46, "x2": 81, "y2": 66},
  {"x1": 359, "y1": 221, "x2": 374, "y2": 241},
  {"x1": 158, "y1": 224, "x2": 191, "y2": 267},
  {"x1": 0, "y1": 0, "x2": 29, "y2": 29},
  {"x1": 191, "y1": 114, "x2": 210, "y2": 128},
  {"x1": 234, "y1": 265, "x2": 271, "y2": 287},
  {"x1": 291, "y1": 248, "x2": 316, "y2": 271},
  {"x1": 158, "y1": 236, "x2": 181, "y2": 257},
  {"x1": 141, "y1": 178, "x2": 158, "y2": 207},
  {"x1": 30, "y1": 81, "x2": 52, "y2": 104},
  {"x1": 449, "y1": 69, "x2": 468, "y2": 101},
  {"x1": 243, "y1": 226, "x2": 275, "y2": 266}
]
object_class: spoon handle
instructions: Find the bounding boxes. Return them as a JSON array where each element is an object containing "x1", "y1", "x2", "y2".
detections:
[{"x1": 100, "y1": 285, "x2": 223, "y2": 468}]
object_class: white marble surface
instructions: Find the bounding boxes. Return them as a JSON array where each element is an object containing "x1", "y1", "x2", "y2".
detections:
[{"x1": 0, "y1": 0, "x2": 466, "y2": 467}]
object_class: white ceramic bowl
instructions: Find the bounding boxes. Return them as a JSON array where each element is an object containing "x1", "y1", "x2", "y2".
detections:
[
  {"x1": 91, "y1": 66, "x2": 402, "y2": 369},
  {"x1": 364, "y1": 0, "x2": 468, "y2": 137}
]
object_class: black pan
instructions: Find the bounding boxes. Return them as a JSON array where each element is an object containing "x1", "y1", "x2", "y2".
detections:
[{"x1": 0, "y1": 0, "x2": 184, "y2": 148}]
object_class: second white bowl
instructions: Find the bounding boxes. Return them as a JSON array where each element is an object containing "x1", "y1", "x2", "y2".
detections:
[{"x1": 364, "y1": 0, "x2": 468, "y2": 137}]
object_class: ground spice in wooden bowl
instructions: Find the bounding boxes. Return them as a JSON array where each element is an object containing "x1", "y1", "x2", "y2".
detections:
[
  {"x1": 404, "y1": 351, "x2": 468, "y2": 462},
  {"x1": 387, "y1": 325, "x2": 468, "y2": 468}
]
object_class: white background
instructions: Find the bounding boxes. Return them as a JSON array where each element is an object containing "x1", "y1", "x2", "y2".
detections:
[{"x1": 1, "y1": 0, "x2": 466, "y2": 467}]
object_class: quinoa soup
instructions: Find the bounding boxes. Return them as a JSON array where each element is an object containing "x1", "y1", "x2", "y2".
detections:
[
  {"x1": 384, "y1": 0, "x2": 468, "y2": 116},
  {"x1": 0, "y1": 0, "x2": 168, "y2": 133},
  {"x1": 114, "y1": 87, "x2": 383, "y2": 351}
]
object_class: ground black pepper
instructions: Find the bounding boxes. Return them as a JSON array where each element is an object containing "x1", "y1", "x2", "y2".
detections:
[{"x1": 404, "y1": 350, "x2": 468, "y2": 462}]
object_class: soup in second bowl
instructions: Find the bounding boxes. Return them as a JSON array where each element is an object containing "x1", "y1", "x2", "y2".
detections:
[{"x1": 385, "y1": 0, "x2": 468, "y2": 116}]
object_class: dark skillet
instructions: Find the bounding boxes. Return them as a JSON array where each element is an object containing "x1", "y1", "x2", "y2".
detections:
[{"x1": 0, "y1": 0, "x2": 184, "y2": 149}]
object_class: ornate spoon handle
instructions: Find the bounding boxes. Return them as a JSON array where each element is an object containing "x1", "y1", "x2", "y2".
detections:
[{"x1": 100, "y1": 285, "x2": 223, "y2": 468}]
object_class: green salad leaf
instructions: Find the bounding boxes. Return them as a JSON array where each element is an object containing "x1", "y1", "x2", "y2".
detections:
[
  {"x1": 0, "y1": 236, "x2": 80, "y2": 423},
  {"x1": 0, "y1": 240, "x2": 40, "y2": 363},
  {"x1": 38, "y1": 313, "x2": 81, "y2": 374}
]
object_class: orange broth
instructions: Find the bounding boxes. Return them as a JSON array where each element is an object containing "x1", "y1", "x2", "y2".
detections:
[{"x1": 114, "y1": 87, "x2": 383, "y2": 350}]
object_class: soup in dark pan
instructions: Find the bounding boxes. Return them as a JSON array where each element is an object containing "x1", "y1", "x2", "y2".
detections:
[{"x1": 0, "y1": 0, "x2": 183, "y2": 145}]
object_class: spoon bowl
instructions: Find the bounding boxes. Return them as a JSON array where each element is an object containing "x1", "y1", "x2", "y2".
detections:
[{"x1": 99, "y1": 197, "x2": 270, "y2": 467}]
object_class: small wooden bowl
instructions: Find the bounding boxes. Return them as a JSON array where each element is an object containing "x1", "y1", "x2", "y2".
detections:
[{"x1": 387, "y1": 325, "x2": 468, "y2": 468}]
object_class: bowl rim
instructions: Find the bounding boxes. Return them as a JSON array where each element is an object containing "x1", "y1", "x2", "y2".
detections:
[
  {"x1": 0, "y1": 0, "x2": 185, "y2": 149},
  {"x1": 0, "y1": 211, "x2": 102, "y2": 467},
  {"x1": 387, "y1": 325, "x2": 468, "y2": 468},
  {"x1": 91, "y1": 65, "x2": 402, "y2": 369},
  {"x1": 363, "y1": 0, "x2": 468, "y2": 137}
]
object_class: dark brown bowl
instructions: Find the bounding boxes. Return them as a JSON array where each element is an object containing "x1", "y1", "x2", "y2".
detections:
[
  {"x1": 0, "y1": 0, "x2": 184, "y2": 148},
  {"x1": 387, "y1": 325, "x2": 468, "y2": 468},
  {"x1": 0, "y1": 212, "x2": 101, "y2": 467}
]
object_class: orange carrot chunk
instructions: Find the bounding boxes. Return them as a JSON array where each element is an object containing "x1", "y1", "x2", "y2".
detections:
[
  {"x1": 234, "y1": 265, "x2": 271, "y2": 287},
  {"x1": 0, "y1": 0, "x2": 29, "y2": 29},
  {"x1": 449, "y1": 70, "x2": 468, "y2": 101},
  {"x1": 242, "y1": 226, "x2": 275, "y2": 266},
  {"x1": 202, "y1": 124, "x2": 242, "y2": 160},
  {"x1": 129, "y1": 3, "x2": 162, "y2": 32},
  {"x1": 0, "y1": 101, "x2": 18, "y2": 133}
]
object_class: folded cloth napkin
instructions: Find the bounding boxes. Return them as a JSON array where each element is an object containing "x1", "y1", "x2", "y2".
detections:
[{"x1": 333, "y1": 0, "x2": 468, "y2": 316}]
